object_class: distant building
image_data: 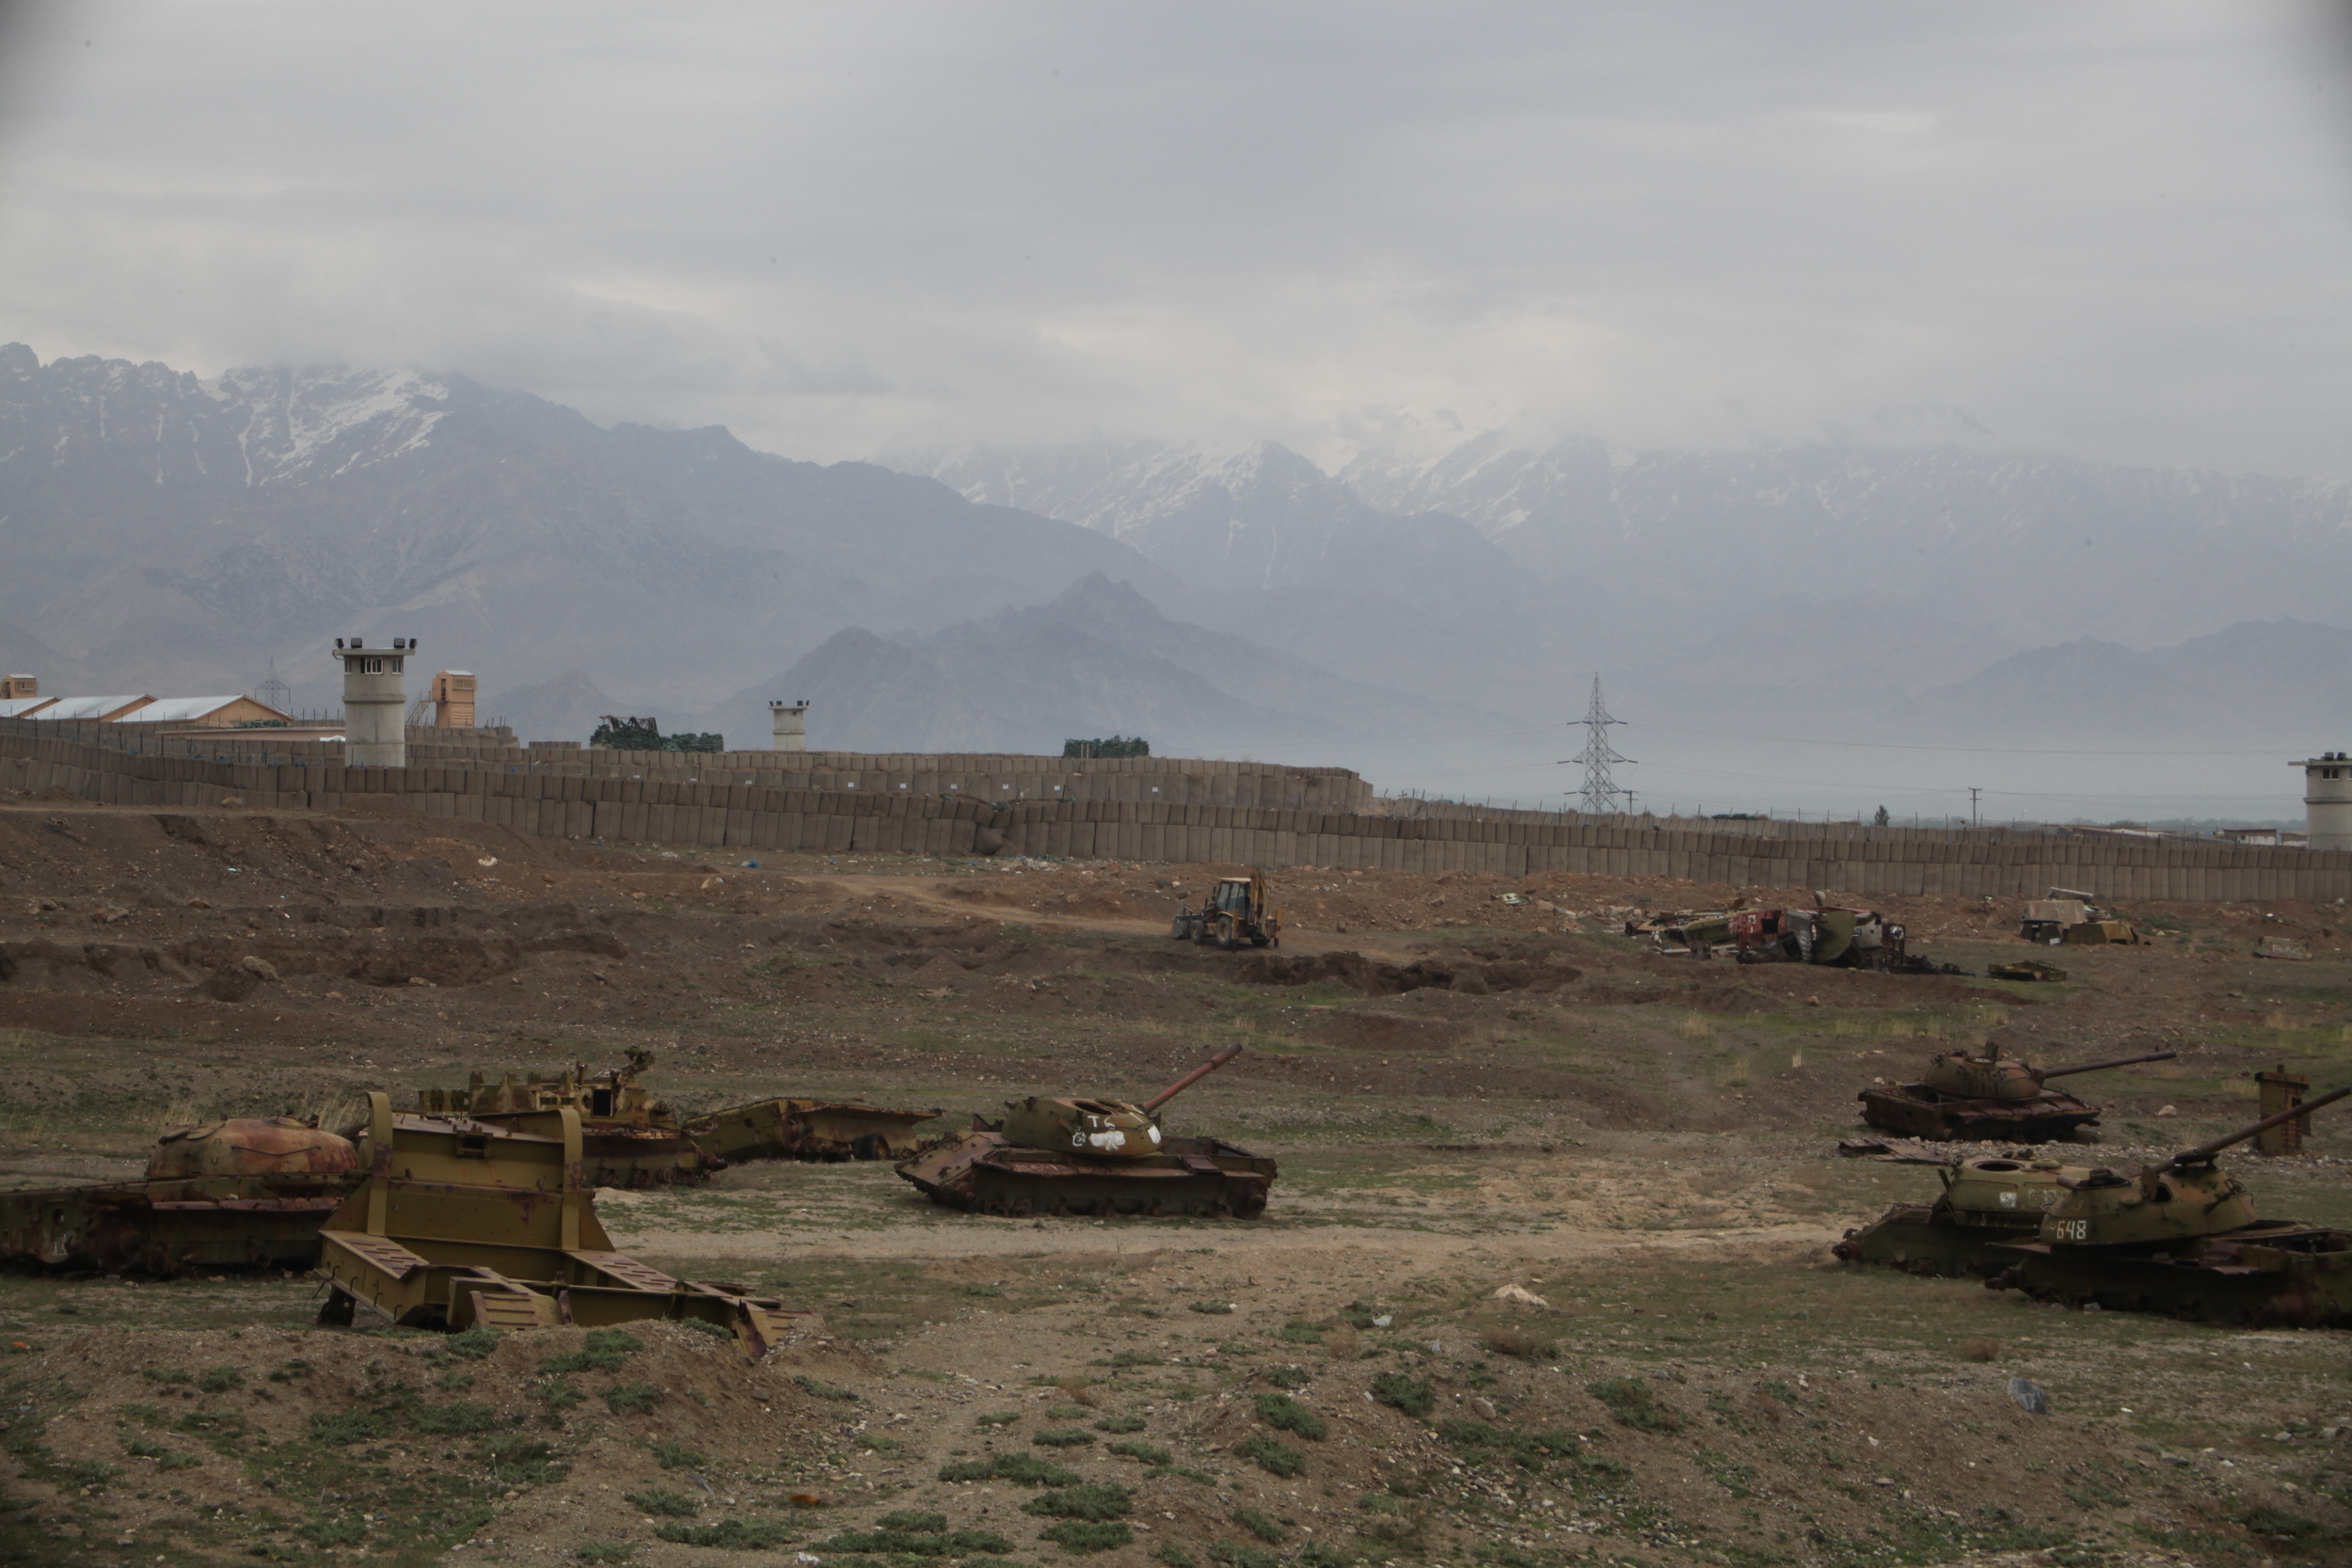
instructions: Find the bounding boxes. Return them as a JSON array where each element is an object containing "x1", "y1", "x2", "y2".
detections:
[
  {"x1": 2294, "y1": 752, "x2": 2352, "y2": 852},
  {"x1": 2217, "y1": 827, "x2": 2307, "y2": 848},
  {"x1": 132, "y1": 695, "x2": 295, "y2": 727},
  {"x1": 31, "y1": 694, "x2": 155, "y2": 721}
]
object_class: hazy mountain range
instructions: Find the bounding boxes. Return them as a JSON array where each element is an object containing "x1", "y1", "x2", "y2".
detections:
[{"x1": 4, "y1": 342, "x2": 2346, "y2": 789}]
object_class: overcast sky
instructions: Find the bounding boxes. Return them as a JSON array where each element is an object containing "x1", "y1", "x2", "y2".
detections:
[{"x1": 0, "y1": 2, "x2": 2346, "y2": 477}]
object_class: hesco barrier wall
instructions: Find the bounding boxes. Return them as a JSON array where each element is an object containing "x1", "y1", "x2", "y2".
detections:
[{"x1": 2, "y1": 728, "x2": 2344, "y2": 902}]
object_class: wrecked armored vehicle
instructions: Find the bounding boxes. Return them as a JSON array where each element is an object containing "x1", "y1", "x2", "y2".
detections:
[
  {"x1": 896, "y1": 1044, "x2": 1276, "y2": 1218},
  {"x1": 1858, "y1": 1044, "x2": 2178, "y2": 1143}
]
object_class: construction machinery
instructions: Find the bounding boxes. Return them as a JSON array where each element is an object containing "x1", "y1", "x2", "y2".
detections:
[
  {"x1": 313, "y1": 1091, "x2": 800, "y2": 1355},
  {"x1": 1982, "y1": 1088, "x2": 2352, "y2": 1325},
  {"x1": 0, "y1": 1117, "x2": 359, "y2": 1275},
  {"x1": 1858, "y1": 1044, "x2": 2178, "y2": 1142},
  {"x1": 1170, "y1": 871, "x2": 1280, "y2": 950},
  {"x1": 414, "y1": 1049, "x2": 714, "y2": 1187},
  {"x1": 687, "y1": 1097, "x2": 944, "y2": 1164},
  {"x1": 895, "y1": 1044, "x2": 1276, "y2": 1218}
]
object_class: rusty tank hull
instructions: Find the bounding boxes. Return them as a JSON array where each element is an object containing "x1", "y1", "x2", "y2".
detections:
[
  {"x1": 416, "y1": 1054, "x2": 716, "y2": 1187},
  {"x1": 1858, "y1": 1084, "x2": 2101, "y2": 1143},
  {"x1": 1834, "y1": 1155, "x2": 2082, "y2": 1277},
  {"x1": 1985, "y1": 1222, "x2": 2352, "y2": 1327},
  {"x1": 687, "y1": 1098, "x2": 943, "y2": 1164},
  {"x1": 895, "y1": 1131, "x2": 1276, "y2": 1218},
  {"x1": 0, "y1": 1117, "x2": 359, "y2": 1276}
]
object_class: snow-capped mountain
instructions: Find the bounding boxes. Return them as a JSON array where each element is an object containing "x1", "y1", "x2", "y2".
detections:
[{"x1": 0, "y1": 343, "x2": 451, "y2": 490}]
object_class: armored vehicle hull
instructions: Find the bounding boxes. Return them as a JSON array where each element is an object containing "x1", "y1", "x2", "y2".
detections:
[
  {"x1": 1859, "y1": 1084, "x2": 2102, "y2": 1142},
  {"x1": 0, "y1": 1117, "x2": 359, "y2": 1275},
  {"x1": 896, "y1": 1131, "x2": 1276, "y2": 1218},
  {"x1": 1834, "y1": 1156, "x2": 2082, "y2": 1276},
  {"x1": 687, "y1": 1098, "x2": 942, "y2": 1164},
  {"x1": 1986, "y1": 1222, "x2": 2352, "y2": 1327},
  {"x1": 417, "y1": 1053, "x2": 715, "y2": 1188}
]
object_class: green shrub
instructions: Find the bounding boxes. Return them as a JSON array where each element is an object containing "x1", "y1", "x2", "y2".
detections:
[
  {"x1": 198, "y1": 1367, "x2": 244, "y2": 1394},
  {"x1": 1232, "y1": 1507, "x2": 1284, "y2": 1544},
  {"x1": 575, "y1": 1544, "x2": 633, "y2": 1564},
  {"x1": 1297, "y1": 1543, "x2": 1356, "y2": 1568},
  {"x1": 538, "y1": 1328, "x2": 640, "y2": 1376},
  {"x1": 1263, "y1": 1365, "x2": 1310, "y2": 1389},
  {"x1": 1235, "y1": 1435, "x2": 1305, "y2": 1478},
  {"x1": 142, "y1": 1368, "x2": 191, "y2": 1386},
  {"x1": 444, "y1": 1326, "x2": 502, "y2": 1360},
  {"x1": 1023, "y1": 1483, "x2": 1133, "y2": 1522},
  {"x1": 536, "y1": 1379, "x2": 583, "y2": 1412},
  {"x1": 625, "y1": 1489, "x2": 698, "y2": 1518},
  {"x1": 1094, "y1": 1414, "x2": 1147, "y2": 1433},
  {"x1": 308, "y1": 1409, "x2": 391, "y2": 1446},
  {"x1": 1277, "y1": 1321, "x2": 1325, "y2": 1345},
  {"x1": 681, "y1": 1319, "x2": 734, "y2": 1339},
  {"x1": 266, "y1": 1359, "x2": 313, "y2": 1384},
  {"x1": 410, "y1": 1400, "x2": 499, "y2": 1435},
  {"x1": 818, "y1": 1523, "x2": 1014, "y2": 1556},
  {"x1": 1040, "y1": 1520, "x2": 1133, "y2": 1554},
  {"x1": 1046, "y1": 1402, "x2": 1089, "y2": 1418},
  {"x1": 1253, "y1": 1392, "x2": 1327, "y2": 1440},
  {"x1": 1586, "y1": 1376, "x2": 1680, "y2": 1434},
  {"x1": 878, "y1": 1511, "x2": 948, "y2": 1533},
  {"x1": 1370, "y1": 1372, "x2": 1432, "y2": 1418},
  {"x1": 976, "y1": 1410, "x2": 1021, "y2": 1428},
  {"x1": 1034, "y1": 1428, "x2": 1095, "y2": 1448},
  {"x1": 1205, "y1": 1540, "x2": 1279, "y2": 1568},
  {"x1": 938, "y1": 1452, "x2": 1079, "y2": 1486},
  {"x1": 1339, "y1": 1301, "x2": 1390, "y2": 1329},
  {"x1": 653, "y1": 1520, "x2": 790, "y2": 1549},
  {"x1": 1108, "y1": 1440, "x2": 1171, "y2": 1465},
  {"x1": 298, "y1": 1516, "x2": 367, "y2": 1547},
  {"x1": 653, "y1": 1440, "x2": 707, "y2": 1470},
  {"x1": 1187, "y1": 1302, "x2": 1233, "y2": 1315},
  {"x1": 792, "y1": 1374, "x2": 859, "y2": 1402},
  {"x1": 485, "y1": 1435, "x2": 567, "y2": 1483},
  {"x1": 1063, "y1": 736, "x2": 1149, "y2": 760},
  {"x1": 602, "y1": 1382, "x2": 660, "y2": 1415},
  {"x1": 1155, "y1": 1545, "x2": 1198, "y2": 1568}
]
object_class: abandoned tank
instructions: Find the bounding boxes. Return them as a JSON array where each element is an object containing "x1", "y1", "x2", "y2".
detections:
[
  {"x1": 1857, "y1": 1044, "x2": 2178, "y2": 1142},
  {"x1": 895, "y1": 1043, "x2": 1277, "y2": 1218},
  {"x1": 1834, "y1": 1154, "x2": 2091, "y2": 1277},
  {"x1": 0, "y1": 1117, "x2": 359, "y2": 1275},
  {"x1": 414, "y1": 1049, "x2": 715, "y2": 1186},
  {"x1": 1983, "y1": 1086, "x2": 2352, "y2": 1326},
  {"x1": 686, "y1": 1096, "x2": 944, "y2": 1164}
]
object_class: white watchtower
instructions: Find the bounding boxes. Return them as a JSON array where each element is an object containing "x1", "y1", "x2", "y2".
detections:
[
  {"x1": 771, "y1": 698, "x2": 811, "y2": 753},
  {"x1": 333, "y1": 637, "x2": 416, "y2": 768},
  {"x1": 2293, "y1": 752, "x2": 2352, "y2": 852}
]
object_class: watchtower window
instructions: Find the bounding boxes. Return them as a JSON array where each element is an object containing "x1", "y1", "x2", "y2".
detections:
[{"x1": 354, "y1": 657, "x2": 384, "y2": 674}]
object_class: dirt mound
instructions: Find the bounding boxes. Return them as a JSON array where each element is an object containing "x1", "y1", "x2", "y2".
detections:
[
  {"x1": 1240, "y1": 948, "x2": 1581, "y2": 997},
  {"x1": 1308, "y1": 1008, "x2": 1473, "y2": 1053},
  {"x1": 0, "y1": 1320, "x2": 867, "y2": 1561}
]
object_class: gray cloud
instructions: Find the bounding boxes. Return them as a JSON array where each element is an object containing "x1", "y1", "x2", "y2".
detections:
[{"x1": 0, "y1": 1, "x2": 2346, "y2": 474}]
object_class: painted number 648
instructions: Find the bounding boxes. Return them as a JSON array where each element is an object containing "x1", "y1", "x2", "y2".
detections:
[{"x1": 2053, "y1": 1219, "x2": 2091, "y2": 1242}]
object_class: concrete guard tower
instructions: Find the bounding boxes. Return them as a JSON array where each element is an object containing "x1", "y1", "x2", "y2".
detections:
[
  {"x1": 333, "y1": 637, "x2": 416, "y2": 768},
  {"x1": 770, "y1": 698, "x2": 810, "y2": 753},
  {"x1": 2294, "y1": 752, "x2": 2352, "y2": 851}
]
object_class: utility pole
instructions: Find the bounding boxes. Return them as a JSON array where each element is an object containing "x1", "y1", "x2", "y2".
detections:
[
  {"x1": 1561, "y1": 673, "x2": 1633, "y2": 815},
  {"x1": 1969, "y1": 787, "x2": 1981, "y2": 826}
]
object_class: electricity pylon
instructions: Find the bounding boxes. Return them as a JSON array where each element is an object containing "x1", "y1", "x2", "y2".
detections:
[{"x1": 1562, "y1": 674, "x2": 1632, "y2": 815}]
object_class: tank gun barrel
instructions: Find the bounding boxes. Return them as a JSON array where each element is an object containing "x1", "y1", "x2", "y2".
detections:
[
  {"x1": 1144, "y1": 1044, "x2": 1245, "y2": 1114},
  {"x1": 2166, "y1": 1084, "x2": 2350, "y2": 1166},
  {"x1": 2038, "y1": 1050, "x2": 2179, "y2": 1082}
]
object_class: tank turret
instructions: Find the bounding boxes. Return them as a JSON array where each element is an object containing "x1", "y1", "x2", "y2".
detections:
[
  {"x1": 996, "y1": 1044, "x2": 1244, "y2": 1160},
  {"x1": 1919, "y1": 1045, "x2": 2178, "y2": 1104},
  {"x1": 2031, "y1": 1085, "x2": 2348, "y2": 1250},
  {"x1": 146, "y1": 1118, "x2": 358, "y2": 1184}
]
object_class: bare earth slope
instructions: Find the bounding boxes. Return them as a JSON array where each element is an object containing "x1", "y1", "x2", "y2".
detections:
[{"x1": 0, "y1": 796, "x2": 2346, "y2": 1566}]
